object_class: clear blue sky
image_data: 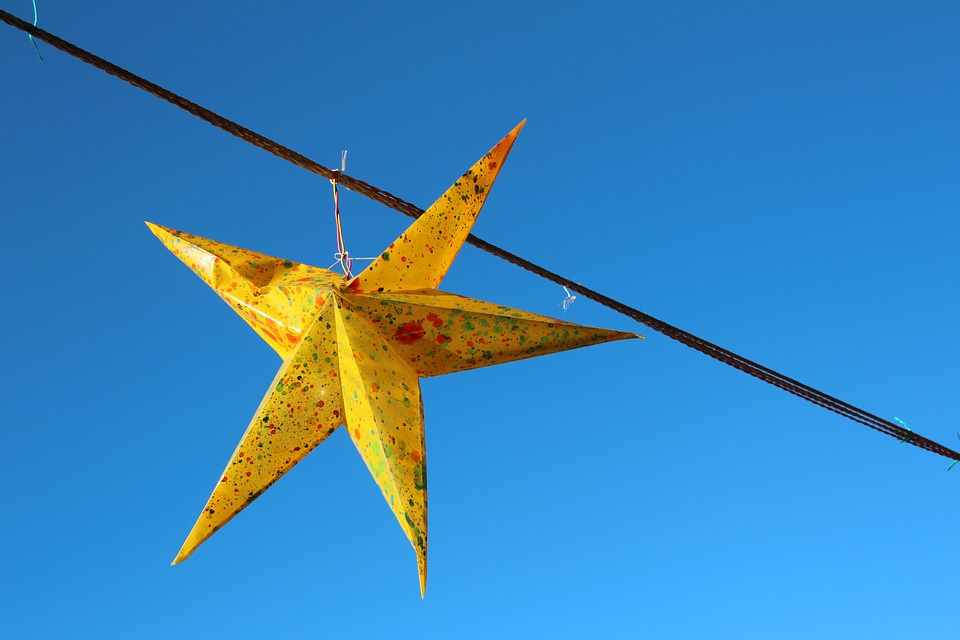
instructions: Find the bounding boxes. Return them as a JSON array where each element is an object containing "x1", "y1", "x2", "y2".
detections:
[{"x1": 2, "y1": 2, "x2": 958, "y2": 638}]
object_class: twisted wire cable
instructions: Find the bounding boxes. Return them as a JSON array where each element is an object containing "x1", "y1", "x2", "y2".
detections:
[{"x1": 3, "y1": 9, "x2": 956, "y2": 461}]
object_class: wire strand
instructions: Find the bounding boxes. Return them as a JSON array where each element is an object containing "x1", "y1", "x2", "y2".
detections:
[
  {"x1": 2, "y1": 9, "x2": 957, "y2": 462},
  {"x1": 331, "y1": 170, "x2": 353, "y2": 277}
]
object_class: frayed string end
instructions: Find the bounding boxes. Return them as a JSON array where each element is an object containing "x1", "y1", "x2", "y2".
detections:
[{"x1": 29, "y1": 0, "x2": 43, "y2": 61}]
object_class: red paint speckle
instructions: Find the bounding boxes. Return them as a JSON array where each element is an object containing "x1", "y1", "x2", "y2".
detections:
[
  {"x1": 317, "y1": 400, "x2": 325, "y2": 408},
  {"x1": 426, "y1": 312, "x2": 443, "y2": 328},
  {"x1": 411, "y1": 450, "x2": 421, "y2": 463},
  {"x1": 436, "y1": 334, "x2": 451, "y2": 344},
  {"x1": 395, "y1": 322, "x2": 425, "y2": 345}
]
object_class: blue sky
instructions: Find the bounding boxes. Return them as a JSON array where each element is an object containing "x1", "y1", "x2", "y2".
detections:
[{"x1": 2, "y1": 1, "x2": 958, "y2": 638}]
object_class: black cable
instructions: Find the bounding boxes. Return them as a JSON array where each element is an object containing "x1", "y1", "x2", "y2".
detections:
[{"x1": 3, "y1": 9, "x2": 956, "y2": 462}]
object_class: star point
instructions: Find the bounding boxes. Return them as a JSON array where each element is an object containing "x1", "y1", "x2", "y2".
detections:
[{"x1": 150, "y1": 122, "x2": 639, "y2": 594}]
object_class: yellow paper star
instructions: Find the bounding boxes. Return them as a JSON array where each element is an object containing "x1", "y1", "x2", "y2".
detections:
[{"x1": 149, "y1": 122, "x2": 639, "y2": 596}]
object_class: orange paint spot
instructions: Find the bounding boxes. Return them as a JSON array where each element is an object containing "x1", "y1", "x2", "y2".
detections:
[{"x1": 411, "y1": 450, "x2": 421, "y2": 463}]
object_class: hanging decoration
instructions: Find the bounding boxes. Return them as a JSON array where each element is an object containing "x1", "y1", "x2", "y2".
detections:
[
  {"x1": 4, "y1": 8, "x2": 957, "y2": 598},
  {"x1": 148, "y1": 122, "x2": 639, "y2": 596}
]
